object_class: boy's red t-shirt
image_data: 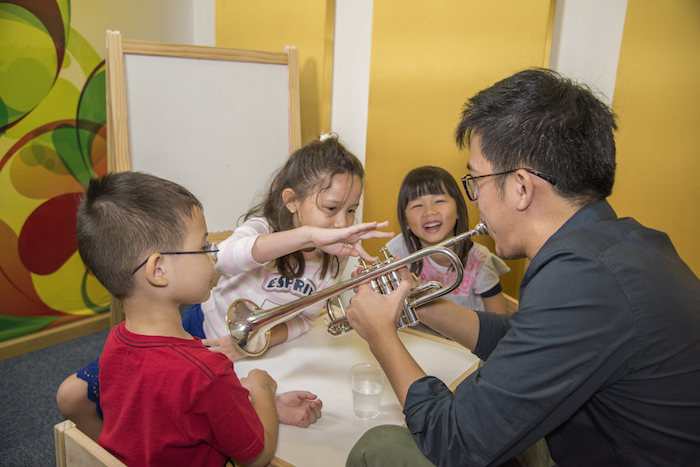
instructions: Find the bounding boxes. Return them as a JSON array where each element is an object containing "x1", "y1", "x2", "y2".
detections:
[{"x1": 98, "y1": 322, "x2": 264, "y2": 467}]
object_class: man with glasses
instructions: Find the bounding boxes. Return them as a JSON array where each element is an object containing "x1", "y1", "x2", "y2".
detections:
[{"x1": 345, "y1": 68, "x2": 700, "y2": 466}]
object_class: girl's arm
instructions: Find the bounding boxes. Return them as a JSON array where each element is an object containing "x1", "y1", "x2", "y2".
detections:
[
  {"x1": 268, "y1": 323, "x2": 289, "y2": 346},
  {"x1": 470, "y1": 245, "x2": 511, "y2": 315},
  {"x1": 251, "y1": 221, "x2": 393, "y2": 264},
  {"x1": 482, "y1": 291, "x2": 509, "y2": 315},
  {"x1": 415, "y1": 298, "x2": 481, "y2": 351}
]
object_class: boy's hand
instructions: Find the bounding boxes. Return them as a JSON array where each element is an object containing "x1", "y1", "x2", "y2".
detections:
[
  {"x1": 275, "y1": 391, "x2": 323, "y2": 428},
  {"x1": 309, "y1": 221, "x2": 394, "y2": 261},
  {"x1": 201, "y1": 335, "x2": 248, "y2": 362},
  {"x1": 239, "y1": 369, "x2": 277, "y2": 399}
]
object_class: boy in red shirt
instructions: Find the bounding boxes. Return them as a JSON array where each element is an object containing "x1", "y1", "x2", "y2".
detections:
[{"x1": 76, "y1": 171, "x2": 322, "y2": 466}]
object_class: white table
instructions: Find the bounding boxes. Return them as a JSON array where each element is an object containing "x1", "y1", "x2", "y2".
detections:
[{"x1": 234, "y1": 317, "x2": 480, "y2": 467}]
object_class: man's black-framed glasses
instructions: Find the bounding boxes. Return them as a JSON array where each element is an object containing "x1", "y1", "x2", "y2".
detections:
[
  {"x1": 461, "y1": 169, "x2": 556, "y2": 201},
  {"x1": 132, "y1": 241, "x2": 219, "y2": 274}
]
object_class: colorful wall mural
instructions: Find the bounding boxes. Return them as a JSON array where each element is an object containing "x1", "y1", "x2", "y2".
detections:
[{"x1": 0, "y1": 0, "x2": 110, "y2": 343}]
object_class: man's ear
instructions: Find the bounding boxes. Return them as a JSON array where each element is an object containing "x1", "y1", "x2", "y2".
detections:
[
  {"x1": 282, "y1": 188, "x2": 299, "y2": 214},
  {"x1": 515, "y1": 169, "x2": 535, "y2": 212},
  {"x1": 145, "y1": 254, "x2": 168, "y2": 287}
]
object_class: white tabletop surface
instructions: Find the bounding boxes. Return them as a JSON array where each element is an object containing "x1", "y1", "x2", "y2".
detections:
[{"x1": 233, "y1": 317, "x2": 480, "y2": 467}]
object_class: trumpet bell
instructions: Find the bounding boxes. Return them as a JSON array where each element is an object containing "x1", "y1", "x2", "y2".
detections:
[{"x1": 227, "y1": 299, "x2": 272, "y2": 357}]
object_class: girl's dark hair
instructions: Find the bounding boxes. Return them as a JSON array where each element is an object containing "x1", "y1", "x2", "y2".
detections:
[
  {"x1": 245, "y1": 134, "x2": 365, "y2": 279},
  {"x1": 396, "y1": 166, "x2": 471, "y2": 275}
]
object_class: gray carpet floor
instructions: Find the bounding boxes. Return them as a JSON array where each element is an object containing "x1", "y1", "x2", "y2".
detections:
[{"x1": 0, "y1": 329, "x2": 109, "y2": 466}]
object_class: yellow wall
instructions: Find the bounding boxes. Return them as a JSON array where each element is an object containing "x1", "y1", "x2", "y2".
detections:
[
  {"x1": 212, "y1": 1, "x2": 700, "y2": 294},
  {"x1": 361, "y1": 1, "x2": 555, "y2": 298},
  {"x1": 215, "y1": 0, "x2": 335, "y2": 146},
  {"x1": 609, "y1": 1, "x2": 700, "y2": 277}
]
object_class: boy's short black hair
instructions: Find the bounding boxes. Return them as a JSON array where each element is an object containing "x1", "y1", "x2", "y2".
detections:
[{"x1": 77, "y1": 171, "x2": 203, "y2": 299}]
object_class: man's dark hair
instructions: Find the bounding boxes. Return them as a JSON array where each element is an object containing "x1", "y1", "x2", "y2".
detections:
[
  {"x1": 77, "y1": 171, "x2": 203, "y2": 299},
  {"x1": 455, "y1": 68, "x2": 617, "y2": 205}
]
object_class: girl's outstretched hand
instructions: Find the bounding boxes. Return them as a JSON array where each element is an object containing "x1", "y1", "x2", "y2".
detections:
[
  {"x1": 310, "y1": 221, "x2": 394, "y2": 261},
  {"x1": 275, "y1": 391, "x2": 323, "y2": 427}
]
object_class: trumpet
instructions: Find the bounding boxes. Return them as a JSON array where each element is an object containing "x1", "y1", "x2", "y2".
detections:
[{"x1": 227, "y1": 223, "x2": 488, "y2": 356}]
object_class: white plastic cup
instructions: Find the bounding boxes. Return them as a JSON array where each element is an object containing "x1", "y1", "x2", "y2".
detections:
[{"x1": 351, "y1": 363, "x2": 385, "y2": 419}]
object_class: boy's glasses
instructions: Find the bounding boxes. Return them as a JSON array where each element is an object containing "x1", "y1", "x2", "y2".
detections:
[
  {"x1": 132, "y1": 241, "x2": 219, "y2": 274},
  {"x1": 461, "y1": 169, "x2": 556, "y2": 201}
]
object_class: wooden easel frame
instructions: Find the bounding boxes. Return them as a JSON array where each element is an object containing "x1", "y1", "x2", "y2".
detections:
[
  {"x1": 105, "y1": 31, "x2": 302, "y2": 327},
  {"x1": 105, "y1": 31, "x2": 301, "y2": 174}
]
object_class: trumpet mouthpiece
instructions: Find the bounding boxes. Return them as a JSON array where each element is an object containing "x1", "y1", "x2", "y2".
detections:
[{"x1": 473, "y1": 222, "x2": 488, "y2": 236}]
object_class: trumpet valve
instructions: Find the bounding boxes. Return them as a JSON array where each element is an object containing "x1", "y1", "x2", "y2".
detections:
[
  {"x1": 397, "y1": 300, "x2": 420, "y2": 330},
  {"x1": 379, "y1": 247, "x2": 392, "y2": 261},
  {"x1": 357, "y1": 263, "x2": 382, "y2": 294},
  {"x1": 389, "y1": 270, "x2": 402, "y2": 288},
  {"x1": 378, "y1": 275, "x2": 395, "y2": 294},
  {"x1": 357, "y1": 258, "x2": 369, "y2": 271}
]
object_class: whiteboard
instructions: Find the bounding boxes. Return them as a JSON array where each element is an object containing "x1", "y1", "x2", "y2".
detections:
[
  {"x1": 106, "y1": 32, "x2": 301, "y2": 233},
  {"x1": 124, "y1": 54, "x2": 289, "y2": 232}
]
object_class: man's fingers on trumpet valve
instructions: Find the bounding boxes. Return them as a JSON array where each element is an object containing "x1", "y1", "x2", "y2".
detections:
[
  {"x1": 349, "y1": 257, "x2": 414, "y2": 294},
  {"x1": 347, "y1": 279, "x2": 413, "y2": 339},
  {"x1": 396, "y1": 263, "x2": 416, "y2": 284}
]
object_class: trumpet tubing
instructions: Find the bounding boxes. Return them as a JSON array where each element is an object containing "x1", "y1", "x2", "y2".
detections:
[{"x1": 227, "y1": 223, "x2": 488, "y2": 356}]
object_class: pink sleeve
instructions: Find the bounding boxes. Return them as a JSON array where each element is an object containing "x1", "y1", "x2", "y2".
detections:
[
  {"x1": 284, "y1": 308, "x2": 318, "y2": 341},
  {"x1": 214, "y1": 219, "x2": 269, "y2": 276}
]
